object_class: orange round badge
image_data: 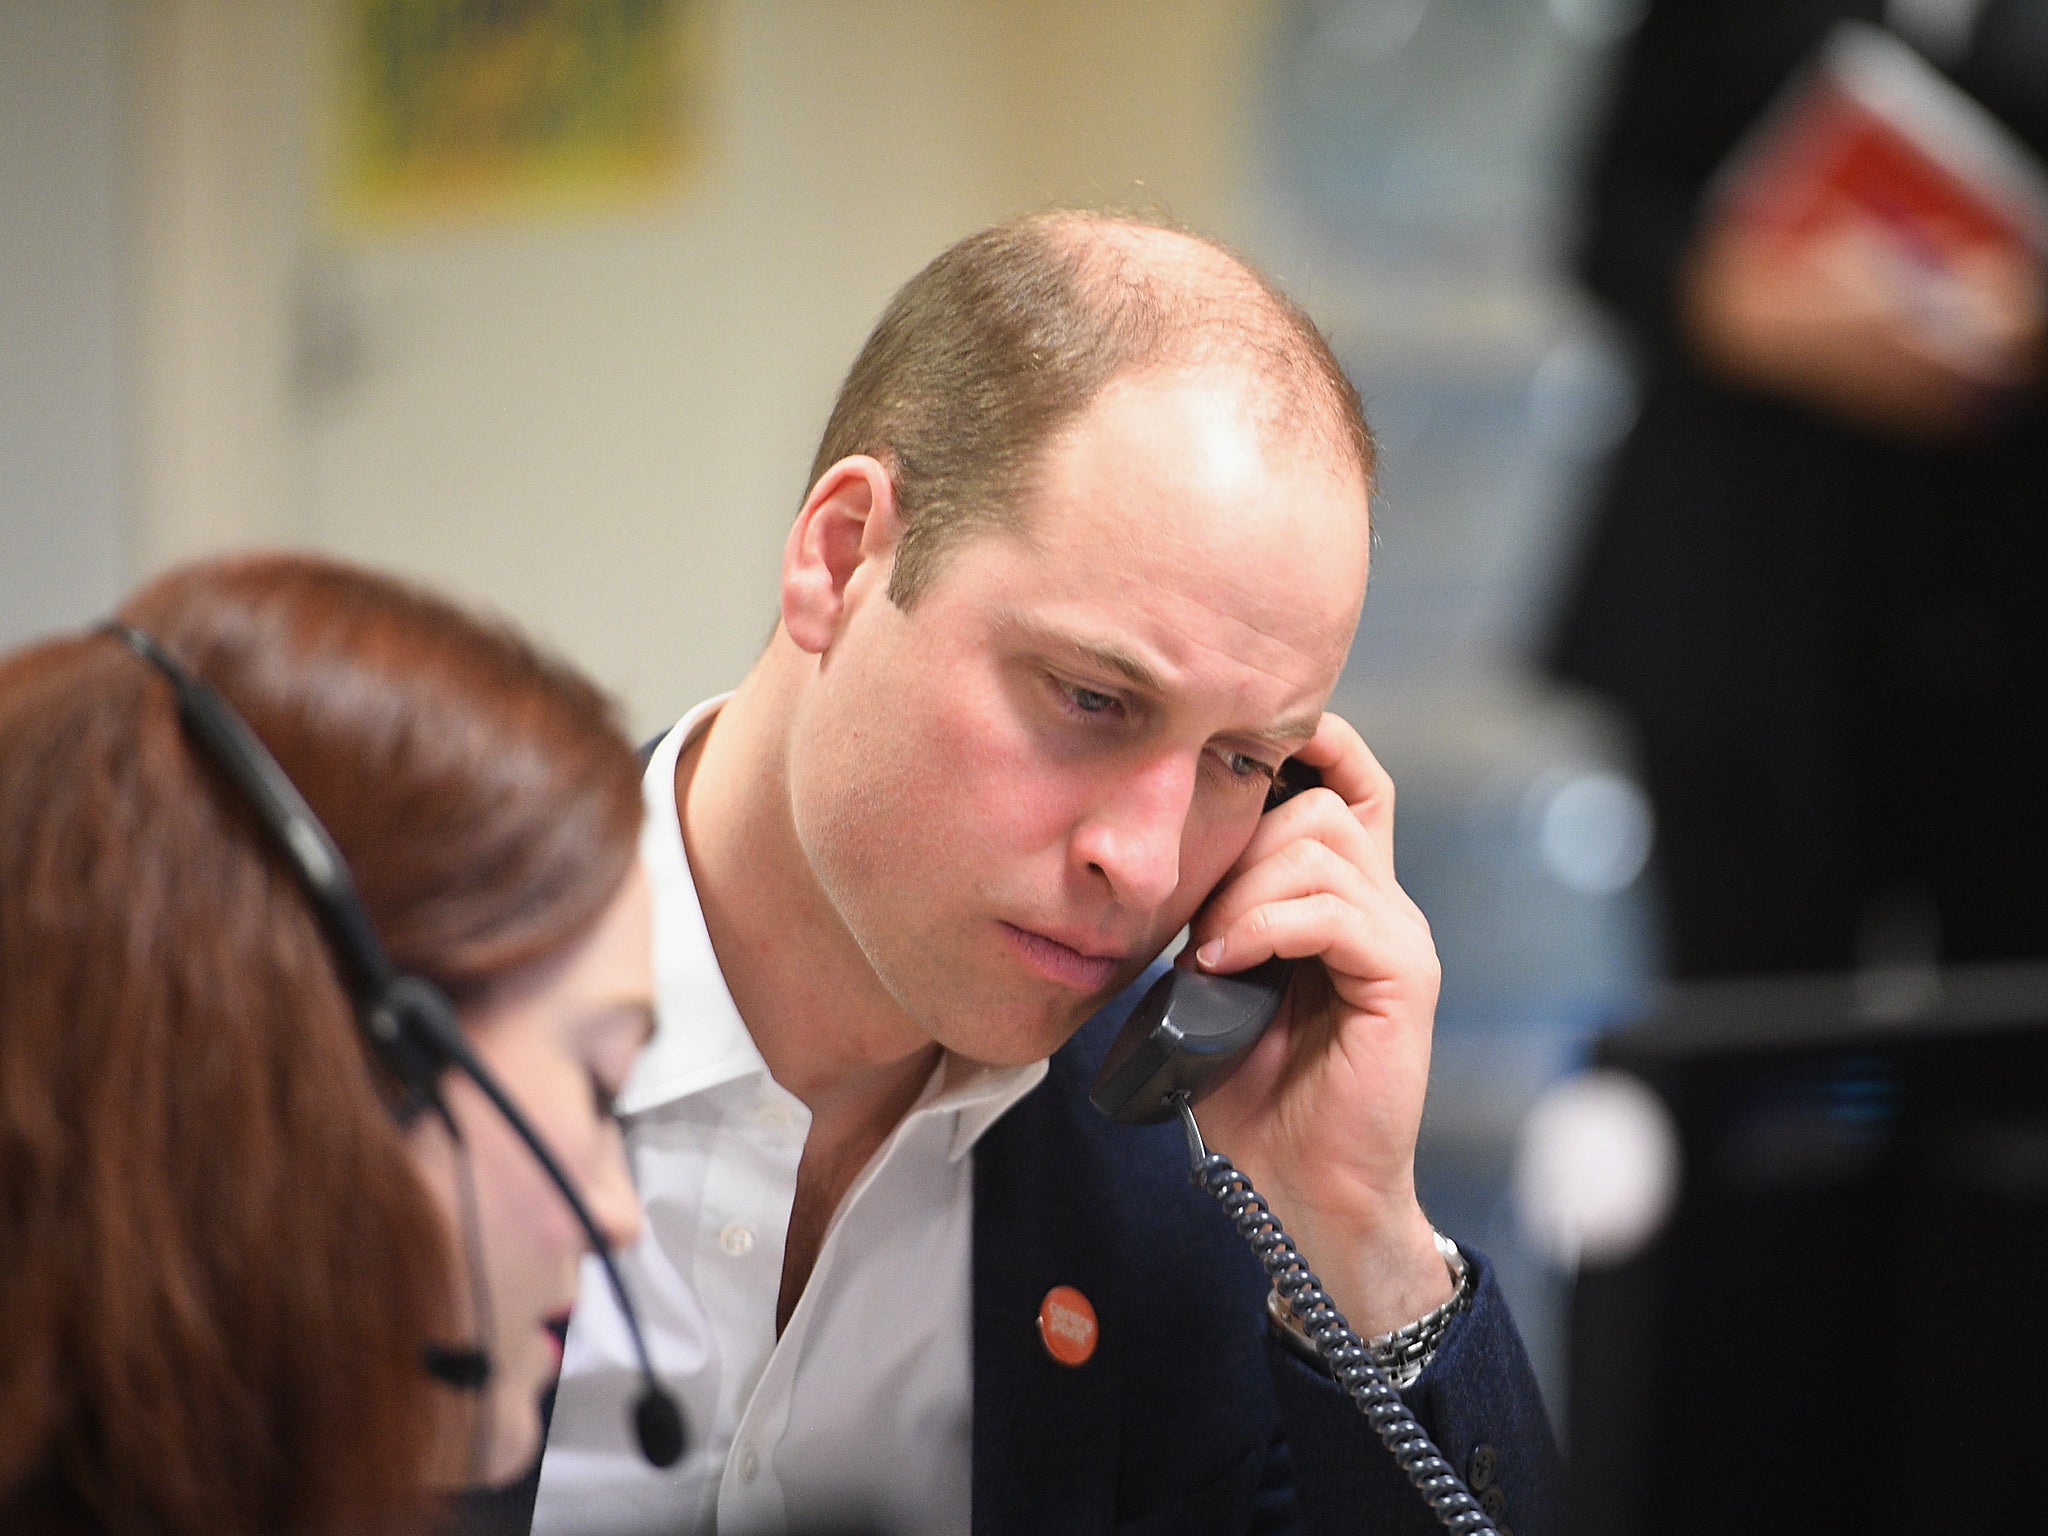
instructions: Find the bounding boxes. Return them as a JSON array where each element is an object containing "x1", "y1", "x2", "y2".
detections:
[{"x1": 1037, "y1": 1285, "x2": 1099, "y2": 1367}]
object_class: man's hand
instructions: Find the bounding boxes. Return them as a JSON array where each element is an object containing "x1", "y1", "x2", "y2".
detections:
[{"x1": 1186, "y1": 712, "x2": 1454, "y2": 1339}]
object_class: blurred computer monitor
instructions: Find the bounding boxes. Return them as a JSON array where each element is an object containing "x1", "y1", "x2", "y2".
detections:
[{"x1": 1567, "y1": 964, "x2": 2048, "y2": 1534}]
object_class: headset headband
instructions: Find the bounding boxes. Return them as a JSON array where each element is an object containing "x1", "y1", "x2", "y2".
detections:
[{"x1": 103, "y1": 622, "x2": 445, "y2": 1113}]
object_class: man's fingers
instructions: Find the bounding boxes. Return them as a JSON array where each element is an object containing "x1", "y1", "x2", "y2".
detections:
[
  {"x1": 1182, "y1": 707, "x2": 1425, "y2": 985},
  {"x1": 1232, "y1": 782, "x2": 1391, "y2": 888},
  {"x1": 1193, "y1": 876, "x2": 1434, "y2": 996},
  {"x1": 1291, "y1": 713, "x2": 1394, "y2": 837},
  {"x1": 1196, "y1": 832, "x2": 1375, "y2": 950}
]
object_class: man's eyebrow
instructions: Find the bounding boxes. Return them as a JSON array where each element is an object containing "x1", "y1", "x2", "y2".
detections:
[
  {"x1": 1240, "y1": 715, "x2": 1323, "y2": 753},
  {"x1": 1013, "y1": 619, "x2": 1168, "y2": 694},
  {"x1": 1012, "y1": 616, "x2": 1324, "y2": 752}
]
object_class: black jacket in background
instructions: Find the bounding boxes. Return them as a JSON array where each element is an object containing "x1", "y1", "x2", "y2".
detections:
[{"x1": 1550, "y1": 0, "x2": 2048, "y2": 977}]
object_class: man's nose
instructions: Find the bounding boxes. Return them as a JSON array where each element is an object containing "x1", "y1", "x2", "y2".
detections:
[{"x1": 1071, "y1": 753, "x2": 1193, "y2": 912}]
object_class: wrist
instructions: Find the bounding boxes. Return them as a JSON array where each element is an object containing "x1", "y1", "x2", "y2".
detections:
[
  {"x1": 1279, "y1": 1196, "x2": 1451, "y2": 1336},
  {"x1": 1270, "y1": 1231, "x2": 1472, "y2": 1389}
]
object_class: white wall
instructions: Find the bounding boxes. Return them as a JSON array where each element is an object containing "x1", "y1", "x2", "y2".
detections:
[
  {"x1": 129, "y1": 0, "x2": 314, "y2": 572},
  {"x1": 127, "y1": 0, "x2": 1271, "y2": 733},
  {"x1": 0, "y1": 0, "x2": 130, "y2": 649}
]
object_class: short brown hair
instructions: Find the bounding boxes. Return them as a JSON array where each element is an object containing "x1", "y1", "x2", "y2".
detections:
[
  {"x1": 0, "y1": 554, "x2": 642, "y2": 1536},
  {"x1": 808, "y1": 211, "x2": 1375, "y2": 606}
]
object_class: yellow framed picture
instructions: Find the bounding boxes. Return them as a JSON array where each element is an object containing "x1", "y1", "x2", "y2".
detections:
[{"x1": 329, "y1": 0, "x2": 705, "y2": 231}]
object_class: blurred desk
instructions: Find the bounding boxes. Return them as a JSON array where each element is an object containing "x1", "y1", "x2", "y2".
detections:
[{"x1": 1567, "y1": 962, "x2": 2048, "y2": 1534}]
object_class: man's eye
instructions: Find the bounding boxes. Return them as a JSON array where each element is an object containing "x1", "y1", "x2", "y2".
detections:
[
  {"x1": 1220, "y1": 750, "x2": 1278, "y2": 785},
  {"x1": 1060, "y1": 682, "x2": 1122, "y2": 717}
]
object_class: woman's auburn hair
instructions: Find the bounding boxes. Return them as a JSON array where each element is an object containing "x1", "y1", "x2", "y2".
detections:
[{"x1": 0, "y1": 553, "x2": 643, "y2": 1536}]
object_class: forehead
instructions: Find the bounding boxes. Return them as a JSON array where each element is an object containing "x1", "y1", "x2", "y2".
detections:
[{"x1": 935, "y1": 367, "x2": 1371, "y2": 708}]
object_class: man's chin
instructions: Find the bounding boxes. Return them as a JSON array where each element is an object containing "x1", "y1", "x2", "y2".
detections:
[
  {"x1": 939, "y1": 979, "x2": 1139, "y2": 1069},
  {"x1": 896, "y1": 932, "x2": 1169, "y2": 1067}
]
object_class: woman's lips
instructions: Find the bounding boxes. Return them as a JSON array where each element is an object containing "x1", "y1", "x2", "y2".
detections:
[{"x1": 1001, "y1": 923, "x2": 1122, "y2": 992}]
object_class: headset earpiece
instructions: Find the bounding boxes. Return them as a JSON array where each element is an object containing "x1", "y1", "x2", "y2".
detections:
[{"x1": 365, "y1": 975, "x2": 462, "y2": 1124}]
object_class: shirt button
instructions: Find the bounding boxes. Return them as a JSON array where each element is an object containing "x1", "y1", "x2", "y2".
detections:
[
  {"x1": 737, "y1": 1444, "x2": 760, "y2": 1484},
  {"x1": 755, "y1": 1099, "x2": 793, "y2": 1129},
  {"x1": 718, "y1": 1222, "x2": 756, "y2": 1256}
]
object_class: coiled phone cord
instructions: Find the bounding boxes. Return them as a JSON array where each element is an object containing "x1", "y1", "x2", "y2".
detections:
[{"x1": 1173, "y1": 1094, "x2": 1498, "y2": 1536}]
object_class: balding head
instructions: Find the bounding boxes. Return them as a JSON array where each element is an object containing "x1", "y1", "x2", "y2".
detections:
[{"x1": 807, "y1": 211, "x2": 1374, "y2": 606}]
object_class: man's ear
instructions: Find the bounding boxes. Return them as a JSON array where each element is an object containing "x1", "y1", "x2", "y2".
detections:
[{"x1": 781, "y1": 455, "x2": 904, "y2": 655}]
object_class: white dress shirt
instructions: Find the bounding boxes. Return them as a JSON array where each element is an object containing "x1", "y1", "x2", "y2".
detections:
[{"x1": 533, "y1": 699, "x2": 1046, "y2": 1536}]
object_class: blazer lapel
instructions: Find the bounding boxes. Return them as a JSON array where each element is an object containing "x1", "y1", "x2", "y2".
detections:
[{"x1": 971, "y1": 1071, "x2": 1121, "y2": 1536}]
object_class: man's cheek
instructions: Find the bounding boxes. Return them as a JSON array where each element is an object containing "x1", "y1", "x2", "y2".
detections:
[
  {"x1": 1180, "y1": 817, "x2": 1260, "y2": 912},
  {"x1": 961, "y1": 767, "x2": 1089, "y2": 866},
  {"x1": 1147, "y1": 873, "x2": 1224, "y2": 962}
]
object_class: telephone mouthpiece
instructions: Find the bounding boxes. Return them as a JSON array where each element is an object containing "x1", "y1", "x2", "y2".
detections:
[{"x1": 1089, "y1": 959, "x2": 1290, "y2": 1125}]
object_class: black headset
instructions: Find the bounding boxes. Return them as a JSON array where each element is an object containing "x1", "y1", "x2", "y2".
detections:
[{"x1": 104, "y1": 623, "x2": 685, "y2": 1470}]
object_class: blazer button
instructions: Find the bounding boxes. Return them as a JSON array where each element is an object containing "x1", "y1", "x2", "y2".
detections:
[
  {"x1": 1480, "y1": 1485, "x2": 1508, "y2": 1520},
  {"x1": 1468, "y1": 1443, "x2": 1497, "y2": 1492}
]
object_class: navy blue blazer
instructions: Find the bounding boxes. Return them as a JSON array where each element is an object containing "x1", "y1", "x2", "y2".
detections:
[
  {"x1": 966, "y1": 974, "x2": 1560, "y2": 1536},
  {"x1": 455, "y1": 974, "x2": 1561, "y2": 1536}
]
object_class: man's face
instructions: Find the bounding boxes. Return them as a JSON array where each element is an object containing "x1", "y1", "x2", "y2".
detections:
[{"x1": 785, "y1": 365, "x2": 1372, "y2": 1066}]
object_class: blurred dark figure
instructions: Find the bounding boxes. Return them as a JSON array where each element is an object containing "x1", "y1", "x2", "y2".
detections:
[{"x1": 1550, "y1": 0, "x2": 2048, "y2": 979}]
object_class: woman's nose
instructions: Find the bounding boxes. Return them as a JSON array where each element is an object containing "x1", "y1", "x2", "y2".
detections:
[{"x1": 584, "y1": 1133, "x2": 645, "y2": 1255}]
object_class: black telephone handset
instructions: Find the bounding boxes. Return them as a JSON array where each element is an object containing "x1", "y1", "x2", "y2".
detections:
[
  {"x1": 1088, "y1": 759, "x2": 1498, "y2": 1536},
  {"x1": 1089, "y1": 760, "x2": 1319, "y2": 1125}
]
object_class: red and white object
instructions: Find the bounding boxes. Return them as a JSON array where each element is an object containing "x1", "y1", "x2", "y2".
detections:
[{"x1": 1713, "y1": 21, "x2": 2048, "y2": 368}]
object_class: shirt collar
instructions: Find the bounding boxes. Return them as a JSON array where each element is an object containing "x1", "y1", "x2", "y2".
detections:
[
  {"x1": 926, "y1": 1050, "x2": 1048, "y2": 1163},
  {"x1": 618, "y1": 696, "x2": 760, "y2": 1115},
  {"x1": 618, "y1": 696, "x2": 1045, "y2": 1157}
]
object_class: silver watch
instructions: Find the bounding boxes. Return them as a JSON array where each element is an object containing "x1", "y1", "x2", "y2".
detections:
[{"x1": 1268, "y1": 1231, "x2": 1472, "y2": 1389}]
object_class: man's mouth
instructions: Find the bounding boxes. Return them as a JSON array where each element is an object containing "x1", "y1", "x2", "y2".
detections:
[{"x1": 1000, "y1": 923, "x2": 1126, "y2": 992}]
